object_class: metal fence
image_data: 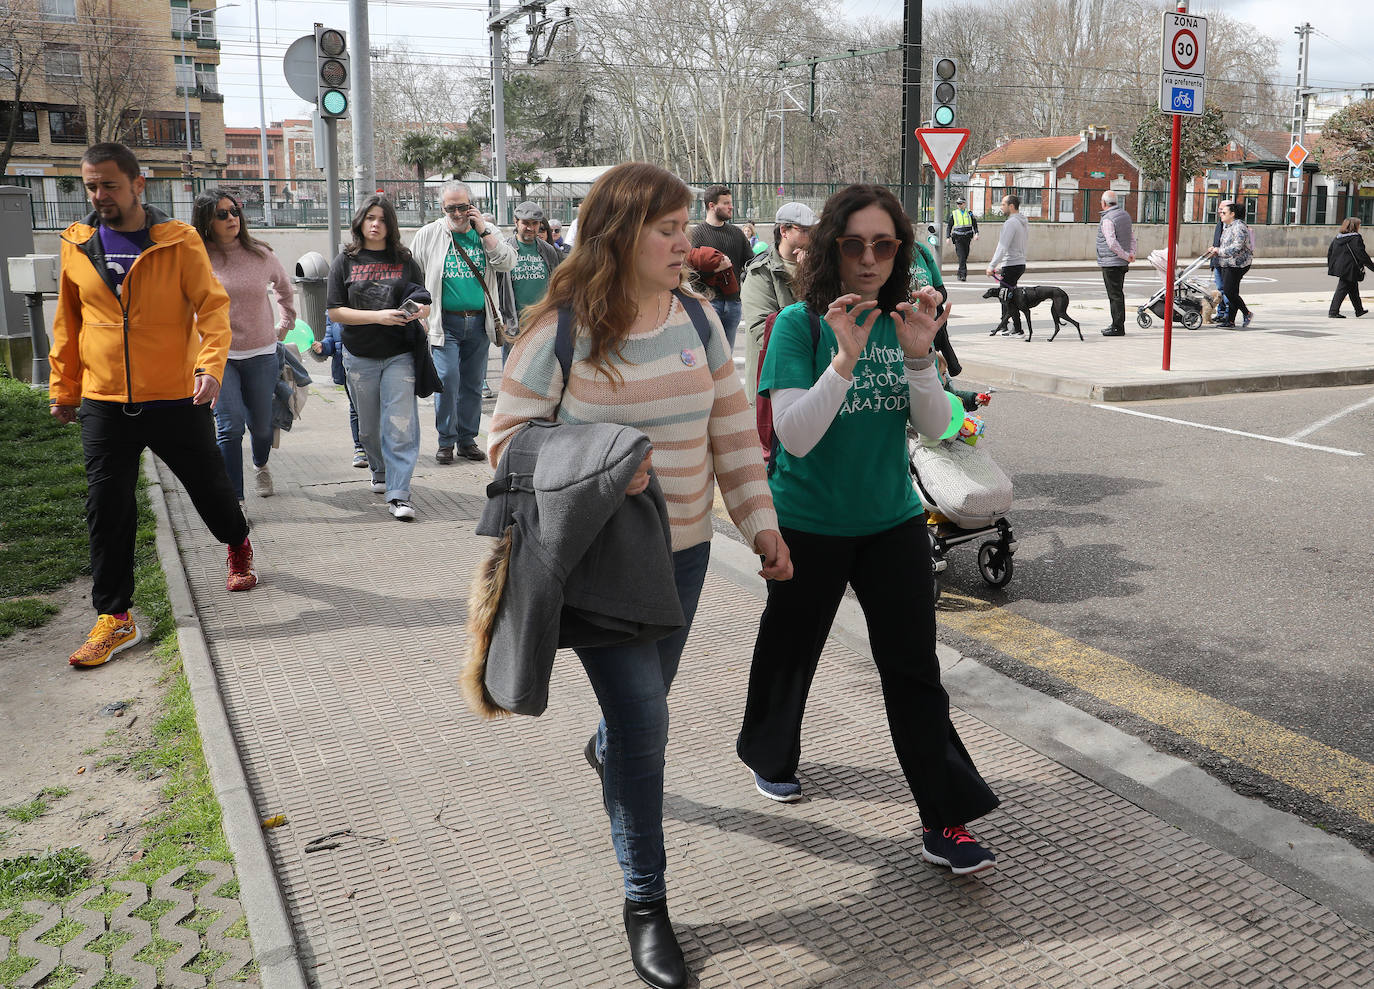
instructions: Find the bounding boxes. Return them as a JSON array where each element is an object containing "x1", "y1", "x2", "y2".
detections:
[{"x1": 15, "y1": 174, "x2": 1360, "y2": 231}]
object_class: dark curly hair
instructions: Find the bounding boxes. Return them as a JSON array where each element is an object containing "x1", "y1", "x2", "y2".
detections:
[{"x1": 796, "y1": 184, "x2": 913, "y2": 316}]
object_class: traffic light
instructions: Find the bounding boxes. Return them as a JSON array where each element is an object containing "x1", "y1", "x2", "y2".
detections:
[
  {"x1": 932, "y1": 57, "x2": 957, "y2": 127},
  {"x1": 315, "y1": 25, "x2": 349, "y2": 119}
]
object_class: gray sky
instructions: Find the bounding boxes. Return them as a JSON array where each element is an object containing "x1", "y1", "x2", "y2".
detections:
[{"x1": 213, "y1": 0, "x2": 1374, "y2": 130}]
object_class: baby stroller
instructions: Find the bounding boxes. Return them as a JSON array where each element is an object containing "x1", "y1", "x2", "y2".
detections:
[
  {"x1": 1136, "y1": 250, "x2": 1209, "y2": 330},
  {"x1": 908, "y1": 426, "x2": 1017, "y2": 605}
]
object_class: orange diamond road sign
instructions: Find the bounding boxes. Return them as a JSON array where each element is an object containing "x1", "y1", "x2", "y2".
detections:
[{"x1": 1287, "y1": 142, "x2": 1308, "y2": 168}]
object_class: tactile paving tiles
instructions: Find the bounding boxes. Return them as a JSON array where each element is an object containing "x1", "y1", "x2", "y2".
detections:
[{"x1": 157, "y1": 383, "x2": 1374, "y2": 988}]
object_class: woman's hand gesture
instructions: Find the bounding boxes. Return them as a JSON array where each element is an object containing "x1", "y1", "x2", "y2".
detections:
[
  {"x1": 892, "y1": 286, "x2": 949, "y2": 359},
  {"x1": 826, "y1": 294, "x2": 878, "y2": 379},
  {"x1": 376, "y1": 309, "x2": 412, "y2": 326}
]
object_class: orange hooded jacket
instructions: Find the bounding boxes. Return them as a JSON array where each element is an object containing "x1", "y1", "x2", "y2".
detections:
[{"x1": 49, "y1": 206, "x2": 231, "y2": 407}]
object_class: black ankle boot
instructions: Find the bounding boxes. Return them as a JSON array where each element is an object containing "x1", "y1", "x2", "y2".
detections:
[{"x1": 623, "y1": 897, "x2": 686, "y2": 989}]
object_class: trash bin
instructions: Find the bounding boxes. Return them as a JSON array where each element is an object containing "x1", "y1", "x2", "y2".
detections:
[{"x1": 293, "y1": 251, "x2": 330, "y2": 341}]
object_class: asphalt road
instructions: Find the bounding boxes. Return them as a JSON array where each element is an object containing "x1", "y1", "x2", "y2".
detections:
[{"x1": 930, "y1": 381, "x2": 1374, "y2": 848}]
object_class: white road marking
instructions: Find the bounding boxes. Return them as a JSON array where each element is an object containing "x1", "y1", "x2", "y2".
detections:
[
  {"x1": 1287, "y1": 393, "x2": 1374, "y2": 441},
  {"x1": 1092, "y1": 404, "x2": 1364, "y2": 457}
]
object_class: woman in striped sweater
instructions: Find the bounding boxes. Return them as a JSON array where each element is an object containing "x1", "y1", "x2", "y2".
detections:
[{"x1": 488, "y1": 162, "x2": 791, "y2": 989}]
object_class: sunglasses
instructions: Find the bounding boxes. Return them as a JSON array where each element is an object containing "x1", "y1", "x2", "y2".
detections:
[
  {"x1": 443, "y1": 203, "x2": 475, "y2": 214},
  {"x1": 836, "y1": 236, "x2": 901, "y2": 261},
  {"x1": 215, "y1": 207, "x2": 241, "y2": 220}
]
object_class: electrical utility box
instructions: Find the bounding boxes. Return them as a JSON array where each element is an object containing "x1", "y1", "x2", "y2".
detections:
[{"x1": 0, "y1": 186, "x2": 38, "y2": 379}]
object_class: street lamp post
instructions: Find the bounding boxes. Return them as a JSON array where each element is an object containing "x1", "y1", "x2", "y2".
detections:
[
  {"x1": 181, "y1": 4, "x2": 238, "y2": 169},
  {"x1": 252, "y1": 0, "x2": 272, "y2": 224}
]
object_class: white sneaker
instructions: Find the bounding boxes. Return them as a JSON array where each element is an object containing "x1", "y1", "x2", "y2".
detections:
[
  {"x1": 254, "y1": 464, "x2": 274, "y2": 498},
  {"x1": 388, "y1": 499, "x2": 415, "y2": 521},
  {"x1": 369, "y1": 479, "x2": 387, "y2": 493}
]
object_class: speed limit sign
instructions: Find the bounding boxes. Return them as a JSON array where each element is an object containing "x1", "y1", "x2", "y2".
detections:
[{"x1": 1162, "y1": 11, "x2": 1207, "y2": 77}]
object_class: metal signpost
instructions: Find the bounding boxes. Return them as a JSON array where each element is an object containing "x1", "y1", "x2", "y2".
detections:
[
  {"x1": 916, "y1": 128, "x2": 970, "y2": 265},
  {"x1": 1159, "y1": 4, "x2": 1206, "y2": 371}
]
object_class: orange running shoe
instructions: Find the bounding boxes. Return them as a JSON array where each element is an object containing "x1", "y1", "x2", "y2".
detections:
[
  {"x1": 226, "y1": 538, "x2": 258, "y2": 592},
  {"x1": 69, "y1": 614, "x2": 142, "y2": 667}
]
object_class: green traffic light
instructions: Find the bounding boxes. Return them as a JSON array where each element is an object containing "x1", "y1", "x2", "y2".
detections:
[
  {"x1": 322, "y1": 90, "x2": 348, "y2": 116},
  {"x1": 934, "y1": 106, "x2": 955, "y2": 127}
]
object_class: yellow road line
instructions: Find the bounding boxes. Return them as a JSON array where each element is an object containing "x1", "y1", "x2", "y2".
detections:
[{"x1": 938, "y1": 591, "x2": 1374, "y2": 825}]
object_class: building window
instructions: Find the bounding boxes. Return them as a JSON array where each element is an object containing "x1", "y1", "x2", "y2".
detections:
[
  {"x1": 174, "y1": 54, "x2": 194, "y2": 89},
  {"x1": 189, "y1": 8, "x2": 216, "y2": 40},
  {"x1": 129, "y1": 112, "x2": 201, "y2": 149},
  {"x1": 47, "y1": 106, "x2": 87, "y2": 144},
  {"x1": 170, "y1": 0, "x2": 190, "y2": 34},
  {"x1": 45, "y1": 46, "x2": 81, "y2": 85},
  {"x1": 40, "y1": 0, "x2": 76, "y2": 22},
  {"x1": 0, "y1": 101, "x2": 40, "y2": 142},
  {"x1": 1020, "y1": 187, "x2": 1043, "y2": 208},
  {"x1": 194, "y1": 63, "x2": 217, "y2": 95}
]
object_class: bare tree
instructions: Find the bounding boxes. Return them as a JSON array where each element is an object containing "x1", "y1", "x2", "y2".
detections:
[{"x1": 0, "y1": 0, "x2": 50, "y2": 174}]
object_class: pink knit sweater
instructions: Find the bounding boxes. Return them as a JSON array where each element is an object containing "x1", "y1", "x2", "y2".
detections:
[{"x1": 206, "y1": 239, "x2": 296, "y2": 353}]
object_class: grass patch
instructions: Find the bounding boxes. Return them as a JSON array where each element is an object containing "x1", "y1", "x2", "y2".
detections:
[
  {"x1": 0, "y1": 954, "x2": 36, "y2": 986},
  {"x1": 222, "y1": 915, "x2": 248, "y2": 940},
  {"x1": 0, "y1": 909, "x2": 41, "y2": 938},
  {"x1": 180, "y1": 907, "x2": 221, "y2": 934},
  {"x1": 0, "y1": 598, "x2": 59, "y2": 640},
  {"x1": 89, "y1": 973, "x2": 138, "y2": 989},
  {"x1": 131, "y1": 934, "x2": 181, "y2": 966},
  {"x1": 0, "y1": 848, "x2": 92, "y2": 908},
  {"x1": 85, "y1": 930, "x2": 133, "y2": 957},
  {"x1": 36, "y1": 916, "x2": 84, "y2": 947},
  {"x1": 83, "y1": 888, "x2": 127, "y2": 917},
  {"x1": 129, "y1": 898, "x2": 175, "y2": 923},
  {"x1": 185, "y1": 947, "x2": 230, "y2": 976},
  {"x1": 30, "y1": 963, "x2": 80, "y2": 989},
  {"x1": 213, "y1": 879, "x2": 239, "y2": 900},
  {"x1": 0, "y1": 379, "x2": 90, "y2": 599},
  {"x1": 2, "y1": 800, "x2": 46, "y2": 825}
]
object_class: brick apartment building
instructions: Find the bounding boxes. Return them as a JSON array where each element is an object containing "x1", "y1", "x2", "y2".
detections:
[
  {"x1": 0, "y1": 0, "x2": 227, "y2": 225},
  {"x1": 967, "y1": 127, "x2": 1142, "y2": 222}
]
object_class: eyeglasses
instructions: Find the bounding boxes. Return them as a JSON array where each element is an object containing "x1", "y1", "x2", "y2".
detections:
[
  {"x1": 836, "y1": 236, "x2": 901, "y2": 261},
  {"x1": 215, "y1": 207, "x2": 241, "y2": 220},
  {"x1": 443, "y1": 203, "x2": 474, "y2": 214}
]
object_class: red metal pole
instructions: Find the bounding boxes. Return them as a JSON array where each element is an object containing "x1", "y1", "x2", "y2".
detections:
[{"x1": 1163, "y1": 110, "x2": 1181, "y2": 371}]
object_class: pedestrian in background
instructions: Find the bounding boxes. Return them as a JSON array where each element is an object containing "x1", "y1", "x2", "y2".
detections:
[
  {"x1": 944, "y1": 194, "x2": 979, "y2": 281},
  {"x1": 1209, "y1": 212, "x2": 1229, "y2": 324},
  {"x1": 741, "y1": 201, "x2": 816, "y2": 404},
  {"x1": 410, "y1": 181, "x2": 515, "y2": 463},
  {"x1": 193, "y1": 188, "x2": 296, "y2": 513},
  {"x1": 986, "y1": 193, "x2": 1028, "y2": 336},
  {"x1": 489, "y1": 162, "x2": 790, "y2": 989},
  {"x1": 501, "y1": 201, "x2": 562, "y2": 354},
  {"x1": 1327, "y1": 217, "x2": 1373, "y2": 318},
  {"x1": 689, "y1": 184, "x2": 752, "y2": 347},
  {"x1": 309, "y1": 316, "x2": 366, "y2": 468},
  {"x1": 739, "y1": 182, "x2": 1001, "y2": 875},
  {"x1": 1207, "y1": 200, "x2": 1253, "y2": 328},
  {"x1": 1096, "y1": 190, "x2": 1136, "y2": 337},
  {"x1": 51, "y1": 142, "x2": 256, "y2": 669},
  {"x1": 326, "y1": 194, "x2": 431, "y2": 521}
]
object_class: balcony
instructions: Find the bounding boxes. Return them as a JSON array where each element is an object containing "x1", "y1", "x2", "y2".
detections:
[{"x1": 195, "y1": 37, "x2": 221, "y2": 49}]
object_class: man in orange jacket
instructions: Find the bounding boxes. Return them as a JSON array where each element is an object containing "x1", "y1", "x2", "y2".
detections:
[{"x1": 49, "y1": 142, "x2": 257, "y2": 669}]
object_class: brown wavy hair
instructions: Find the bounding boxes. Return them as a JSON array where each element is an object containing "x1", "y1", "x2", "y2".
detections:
[
  {"x1": 516, "y1": 162, "x2": 692, "y2": 380},
  {"x1": 796, "y1": 184, "x2": 913, "y2": 316},
  {"x1": 193, "y1": 188, "x2": 269, "y2": 258}
]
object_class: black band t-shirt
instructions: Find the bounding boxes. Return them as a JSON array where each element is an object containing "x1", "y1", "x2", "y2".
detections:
[{"x1": 326, "y1": 249, "x2": 427, "y2": 359}]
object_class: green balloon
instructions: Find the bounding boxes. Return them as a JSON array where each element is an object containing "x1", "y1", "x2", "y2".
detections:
[{"x1": 285, "y1": 319, "x2": 314, "y2": 352}]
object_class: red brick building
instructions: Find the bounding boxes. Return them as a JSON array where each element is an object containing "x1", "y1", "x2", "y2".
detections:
[
  {"x1": 1186, "y1": 130, "x2": 1338, "y2": 226},
  {"x1": 967, "y1": 127, "x2": 1141, "y2": 221}
]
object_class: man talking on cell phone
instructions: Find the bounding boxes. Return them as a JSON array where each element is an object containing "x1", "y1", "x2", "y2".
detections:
[{"x1": 410, "y1": 181, "x2": 515, "y2": 463}]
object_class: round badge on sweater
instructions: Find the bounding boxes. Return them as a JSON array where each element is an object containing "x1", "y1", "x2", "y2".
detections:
[{"x1": 681, "y1": 349, "x2": 696, "y2": 367}]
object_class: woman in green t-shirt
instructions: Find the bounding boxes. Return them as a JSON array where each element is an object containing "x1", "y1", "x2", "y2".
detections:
[{"x1": 738, "y1": 183, "x2": 1002, "y2": 876}]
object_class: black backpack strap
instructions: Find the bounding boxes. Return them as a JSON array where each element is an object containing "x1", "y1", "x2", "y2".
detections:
[
  {"x1": 672, "y1": 289, "x2": 715, "y2": 349},
  {"x1": 807, "y1": 306, "x2": 821, "y2": 349},
  {"x1": 554, "y1": 307, "x2": 574, "y2": 387}
]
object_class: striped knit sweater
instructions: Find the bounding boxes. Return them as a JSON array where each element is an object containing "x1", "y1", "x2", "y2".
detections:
[{"x1": 488, "y1": 294, "x2": 778, "y2": 552}]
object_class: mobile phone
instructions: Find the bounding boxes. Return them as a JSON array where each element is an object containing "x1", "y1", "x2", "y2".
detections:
[{"x1": 400, "y1": 299, "x2": 422, "y2": 316}]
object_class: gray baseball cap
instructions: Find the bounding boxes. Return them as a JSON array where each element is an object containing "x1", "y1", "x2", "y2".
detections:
[
  {"x1": 775, "y1": 202, "x2": 819, "y2": 227},
  {"x1": 513, "y1": 201, "x2": 544, "y2": 221}
]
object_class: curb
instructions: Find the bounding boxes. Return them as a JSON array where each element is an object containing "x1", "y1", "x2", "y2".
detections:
[
  {"x1": 957, "y1": 359, "x2": 1374, "y2": 402},
  {"x1": 707, "y1": 531, "x2": 1374, "y2": 933},
  {"x1": 143, "y1": 457, "x2": 308, "y2": 989}
]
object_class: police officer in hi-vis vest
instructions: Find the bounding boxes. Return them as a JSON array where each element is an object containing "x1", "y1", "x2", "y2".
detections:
[{"x1": 944, "y1": 196, "x2": 980, "y2": 282}]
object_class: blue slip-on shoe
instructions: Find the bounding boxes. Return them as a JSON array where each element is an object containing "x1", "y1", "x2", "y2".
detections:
[
  {"x1": 752, "y1": 771, "x2": 803, "y2": 803},
  {"x1": 921, "y1": 825, "x2": 996, "y2": 876}
]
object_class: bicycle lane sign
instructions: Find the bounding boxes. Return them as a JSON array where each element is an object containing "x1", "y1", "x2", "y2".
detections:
[{"x1": 1160, "y1": 11, "x2": 1207, "y2": 116}]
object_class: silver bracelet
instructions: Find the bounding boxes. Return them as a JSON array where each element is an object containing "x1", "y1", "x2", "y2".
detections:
[{"x1": 904, "y1": 352, "x2": 936, "y2": 371}]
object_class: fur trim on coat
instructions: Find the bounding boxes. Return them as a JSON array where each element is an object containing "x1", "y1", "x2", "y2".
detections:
[{"x1": 462, "y1": 526, "x2": 514, "y2": 719}]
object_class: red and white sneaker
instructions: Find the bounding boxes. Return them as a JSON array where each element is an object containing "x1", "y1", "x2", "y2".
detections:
[{"x1": 226, "y1": 538, "x2": 258, "y2": 592}]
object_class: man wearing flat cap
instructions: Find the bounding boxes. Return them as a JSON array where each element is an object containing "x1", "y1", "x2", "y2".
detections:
[
  {"x1": 740, "y1": 201, "x2": 816, "y2": 405},
  {"x1": 944, "y1": 195, "x2": 979, "y2": 282},
  {"x1": 502, "y1": 202, "x2": 562, "y2": 354}
]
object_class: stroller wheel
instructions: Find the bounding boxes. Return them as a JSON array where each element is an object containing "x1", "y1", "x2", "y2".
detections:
[
  {"x1": 1183, "y1": 310, "x2": 1203, "y2": 331},
  {"x1": 1136, "y1": 311, "x2": 1152, "y2": 329},
  {"x1": 978, "y1": 541, "x2": 1014, "y2": 588}
]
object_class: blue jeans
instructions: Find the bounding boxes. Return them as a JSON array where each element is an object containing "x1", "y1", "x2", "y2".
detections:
[
  {"x1": 214, "y1": 352, "x2": 278, "y2": 500},
  {"x1": 433, "y1": 311, "x2": 490, "y2": 449},
  {"x1": 577, "y1": 540, "x2": 711, "y2": 902},
  {"x1": 1212, "y1": 267, "x2": 1229, "y2": 321},
  {"x1": 343, "y1": 379, "x2": 361, "y2": 449},
  {"x1": 710, "y1": 298, "x2": 742, "y2": 350},
  {"x1": 343, "y1": 348, "x2": 419, "y2": 503}
]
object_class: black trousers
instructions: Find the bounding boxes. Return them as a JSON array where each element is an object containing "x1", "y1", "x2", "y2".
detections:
[
  {"x1": 80, "y1": 399, "x2": 248, "y2": 615},
  {"x1": 951, "y1": 235, "x2": 973, "y2": 279},
  {"x1": 1101, "y1": 264, "x2": 1128, "y2": 331},
  {"x1": 1219, "y1": 265, "x2": 1251, "y2": 322},
  {"x1": 1331, "y1": 278, "x2": 1365, "y2": 316},
  {"x1": 998, "y1": 263, "x2": 1026, "y2": 332},
  {"x1": 736, "y1": 517, "x2": 1000, "y2": 829}
]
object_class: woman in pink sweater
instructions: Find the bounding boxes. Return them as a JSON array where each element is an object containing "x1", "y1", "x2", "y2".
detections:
[{"x1": 193, "y1": 190, "x2": 295, "y2": 510}]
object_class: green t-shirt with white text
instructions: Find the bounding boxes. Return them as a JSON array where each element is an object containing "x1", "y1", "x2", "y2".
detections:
[
  {"x1": 442, "y1": 228, "x2": 487, "y2": 312},
  {"x1": 759, "y1": 302, "x2": 944, "y2": 537},
  {"x1": 511, "y1": 240, "x2": 550, "y2": 317}
]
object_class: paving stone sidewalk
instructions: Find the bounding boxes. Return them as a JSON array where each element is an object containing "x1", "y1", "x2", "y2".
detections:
[{"x1": 155, "y1": 380, "x2": 1374, "y2": 988}]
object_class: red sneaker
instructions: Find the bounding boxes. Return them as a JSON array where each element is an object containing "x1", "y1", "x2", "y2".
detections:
[{"x1": 226, "y1": 538, "x2": 258, "y2": 592}]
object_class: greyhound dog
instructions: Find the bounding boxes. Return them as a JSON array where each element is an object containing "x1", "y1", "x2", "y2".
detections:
[{"x1": 983, "y1": 285, "x2": 1083, "y2": 342}]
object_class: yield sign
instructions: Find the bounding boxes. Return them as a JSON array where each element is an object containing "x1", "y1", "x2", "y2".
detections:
[
  {"x1": 916, "y1": 128, "x2": 970, "y2": 179},
  {"x1": 1287, "y1": 141, "x2": 1308, "y2": 168}
]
